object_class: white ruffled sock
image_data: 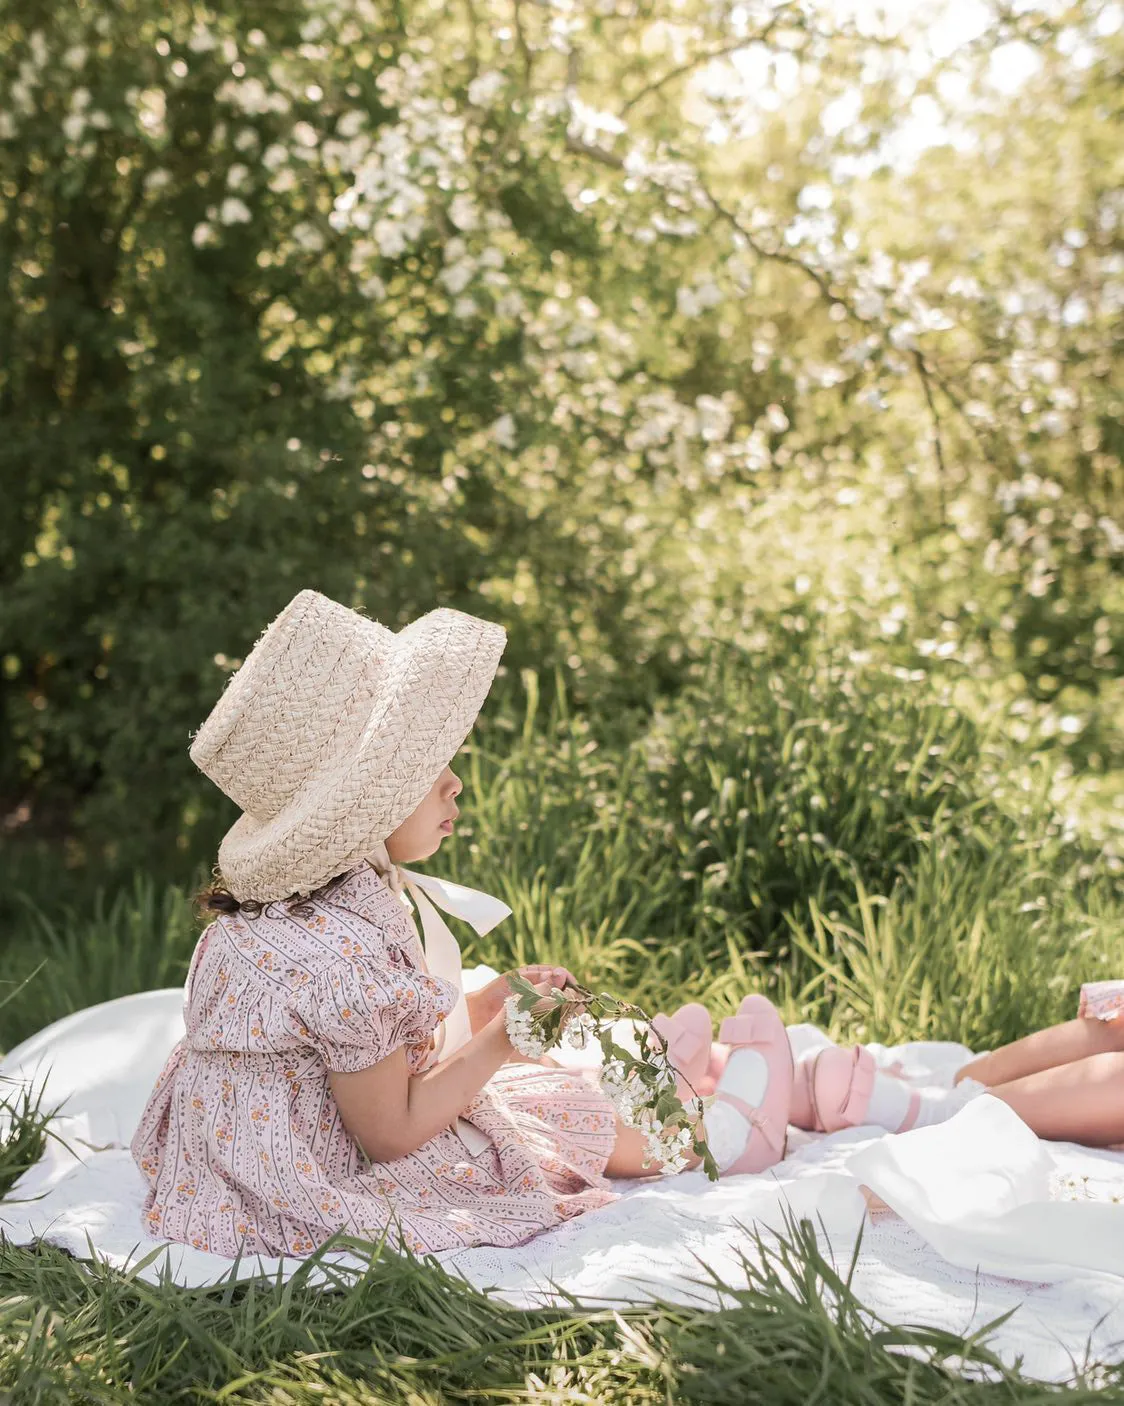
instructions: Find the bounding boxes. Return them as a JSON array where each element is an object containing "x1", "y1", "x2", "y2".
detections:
[
  {"x1": 704, "y1": 1049, "x2": 770, "y2": 1172},
  {"x1": 784, "y1": 1028, "x2": 986, "y2": 1132},
  {"x1": 864, "y1": 1072, "x2": 915, "y2": 1130},
  {"x1": 906, "y1": 1077, "x2": 988, "y2": 1128}
]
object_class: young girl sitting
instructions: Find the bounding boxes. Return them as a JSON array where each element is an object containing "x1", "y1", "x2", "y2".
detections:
[{"x1": 131, "y1": 590, "x2": 797, "y2": 1260}]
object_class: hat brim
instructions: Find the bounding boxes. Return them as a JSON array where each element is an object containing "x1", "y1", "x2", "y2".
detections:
[{"x1": 216, "y1": 611, "x2": 505, "y2": 901}]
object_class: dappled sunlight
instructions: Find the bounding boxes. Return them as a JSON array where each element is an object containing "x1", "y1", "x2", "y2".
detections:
[{"x1": 0, "y1": 0, "x2": 1121, "y2": 1395}]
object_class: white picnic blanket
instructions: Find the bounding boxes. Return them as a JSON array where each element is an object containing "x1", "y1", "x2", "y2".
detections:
[{"x1": 2, "y1": 970, "x2": 1123, "y2": 1386}]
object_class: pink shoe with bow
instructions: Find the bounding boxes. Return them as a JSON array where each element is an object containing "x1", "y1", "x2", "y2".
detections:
[
  {"x1": 790, "y1": 1044, "x2": 920, "y2": 1134},
  {"x1": 710, "y1": 994, "x2": 794, "y2": 1175},
  {"x1": 651, "y1": 1003, "x2": 713, "y2": 1104}
]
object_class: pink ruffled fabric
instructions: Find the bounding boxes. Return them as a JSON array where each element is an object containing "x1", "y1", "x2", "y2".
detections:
[
  {"x1": 1077, "y1": 980, "x2": 1124, "y2": 1024},
  {"x1": 131, "y1": 863, "x2": 618, "y2": 1259}
]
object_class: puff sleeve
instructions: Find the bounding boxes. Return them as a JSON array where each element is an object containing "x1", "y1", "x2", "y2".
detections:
[{"x1": 286, "y1": 957, "x2": 458, "y2": 1074}]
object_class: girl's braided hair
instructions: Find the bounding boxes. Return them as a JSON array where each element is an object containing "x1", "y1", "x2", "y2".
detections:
[
  {"x1": 194, "y1": 877, "x2": 264, "y2": 919},
  {"x1": 194, "y1": 868, "x2": 342, "y2": 922}
]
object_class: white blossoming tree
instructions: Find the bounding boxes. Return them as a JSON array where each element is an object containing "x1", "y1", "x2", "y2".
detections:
[{"x1": 0, "y1": 0, "x2": 1120, "y2": 866}]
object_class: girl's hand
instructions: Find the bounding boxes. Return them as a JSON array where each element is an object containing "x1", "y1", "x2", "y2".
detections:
[{"x1": 467, "y1": 965, "x2": 577, "y2": 1035}]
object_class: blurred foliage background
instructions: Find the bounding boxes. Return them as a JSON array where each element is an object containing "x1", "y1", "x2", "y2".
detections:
[
  {"x1": 2, "y1": 8, "x2": 1124, "y2": 1390},
  {"x1": 0, "y1": 0, "x2": 1121, "y2": 919}
]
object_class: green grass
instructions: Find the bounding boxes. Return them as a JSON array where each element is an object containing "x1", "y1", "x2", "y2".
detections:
[
  {"x1": 0, "y1": 653, "x2": 1122, "y2": 1401},
  {"x1": 0, "y1": 1183, "x2": 1118, "y2": 1403}
]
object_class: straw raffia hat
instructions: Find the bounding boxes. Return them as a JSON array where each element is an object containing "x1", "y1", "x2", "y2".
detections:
[{"x1": 190, "y1": 589, "x2": 506, "y2": 901}]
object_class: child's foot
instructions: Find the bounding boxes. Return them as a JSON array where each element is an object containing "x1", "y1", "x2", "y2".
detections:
[
  {"x1": 650, "y1": 1003, "x2": 712, "y2": 1103},
  {"x1": 707, "y1": 1026, "x2": 910, "y2": 1104},
  {"x1": 704, "y1": 995, "x2": 794, "y2": 1176},
  {"x1": 791, "y1": 1044, "x2": 921, "y2": 1134},
  {"x1": 788, "y1": 1040, "x2": 990, "y2": 1133}
]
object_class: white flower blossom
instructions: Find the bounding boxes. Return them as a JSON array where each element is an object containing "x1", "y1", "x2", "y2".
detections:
[
  {"x1": 228, "y1": 77, "x2": 271, "y2": 115},
  {"x1": 492, "y1": 413, "x2": 517, "y2": 449},
  {"x1": 564, "y1": 1013, "x2": 595, "y2": 1049},
  {"x1": 566, "y1": 97, "x2": 626, "y2": 145},
  {"x1": 601, "y1": 1063, "x2": 647, "y2": 1127},
  {"x1": 677, "y1": 281, "x2": 722, "y2": 318},
  {"x1": 467, "y1": 70, "x2": 505, "y2": 106},
  {"x1": 504, "y1": 996, "x2": 547, "y2": 1058},
  {"x1": 131, "y1": 88, "x2": 167, "y2": 138},
  {"x1": 10, "y1": 81, "x2": 34, "y2": 117},
  {"x1": 220, "y1": 196, "x2": 252, "y2": 225},
  {"x1": 292, "y1": 222, "x2": 324, "y2": 252},
  {"x1": 695, "y1": 395, "x2": 733, "y2": 442},
  {"x1": 853, "y1": 290, "x2": 885, "y2": 319},
  {"x1": 496, "y1": 291, "x2": 525, "y2": 320},
  {"x1": 374, "y1": 219, "x2": 407, "y2": 258},
  {"x1": 440, "y1": 260, "x2": 475, "y2": 295},
  {"x1": 449, "y1": 193, "x2": 479, "y2": 231},
  {"x1": 338, "y1": 110, "x2": 366, "y2": 138}
]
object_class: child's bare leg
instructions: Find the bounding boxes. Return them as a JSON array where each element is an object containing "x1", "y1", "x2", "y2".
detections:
[
  {"x1": 569, "y1": 1066, "x2": 701, "y2": 1178},
  {"x1": 955, "y1": 1018, "x2": 1124, "y2": 1087},
  {"x1": 603, "y1": 1115, "x2": 703, "y2": 1178},
  {"x1": 988, "y1": 1050, "x2": 1124, "y2": 1146}
]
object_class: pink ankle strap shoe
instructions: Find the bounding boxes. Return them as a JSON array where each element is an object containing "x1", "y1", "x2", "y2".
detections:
[
  {"x1": 710, "y1": 994, "x2": 794, "y2": 1175},
  {"x1": 792, "y1": 1045, "x2": 920, "y2": 1134}
]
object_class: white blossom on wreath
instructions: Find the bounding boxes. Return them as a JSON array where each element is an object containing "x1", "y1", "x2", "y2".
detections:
[{"x1": 503, "y1": 974, "x2": 718, "y2": 1180}]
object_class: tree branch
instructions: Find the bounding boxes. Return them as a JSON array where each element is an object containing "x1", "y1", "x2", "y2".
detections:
[
  {"x1": 699, "y1": 182, "x2": 842, "y2": 307},
  {"x1": 461, "y1": 0, "x2": 481, "y2": 81},
  {"x1": 563, "y1": 114, "x2": 993, "y2": 498},
  {"x1": 912, "y1": 346, "x2": 949, "y2": 524},
  {"x1": 620, "y1": 16, "x2": 792, "y2": 116},
  {"x1": 512, "y1": 0, "x2": 534, "y2": 84},
  {"x1": 564, "y1": 135, "x2": 624, "y2": 169}
]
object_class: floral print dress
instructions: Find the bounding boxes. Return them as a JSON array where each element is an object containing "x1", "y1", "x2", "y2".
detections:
[
  {"x1": 1078, "y1": 981, "x2": 1124, "y2": 1024},
  {"x1": 131, "y1": 862, "x2": 619, "y2": 1258}
]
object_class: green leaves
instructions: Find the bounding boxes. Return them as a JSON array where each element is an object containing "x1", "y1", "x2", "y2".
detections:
[{"x1": 502, "y1": 969, "x2": 543, "y2": 1011}]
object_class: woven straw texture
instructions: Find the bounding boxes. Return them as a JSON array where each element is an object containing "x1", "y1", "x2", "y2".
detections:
[{"x1": 189, "y1": 590, "x2": 506, "y2": 900}]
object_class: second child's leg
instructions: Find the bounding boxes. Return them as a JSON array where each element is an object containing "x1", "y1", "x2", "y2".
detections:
[
  {"x1": 954, "y1": 1018, "x2": 1124, "y2": 1088},
  {"x1": 987, "y1": 1050, "x2": 1124, "y2": 1146}
]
